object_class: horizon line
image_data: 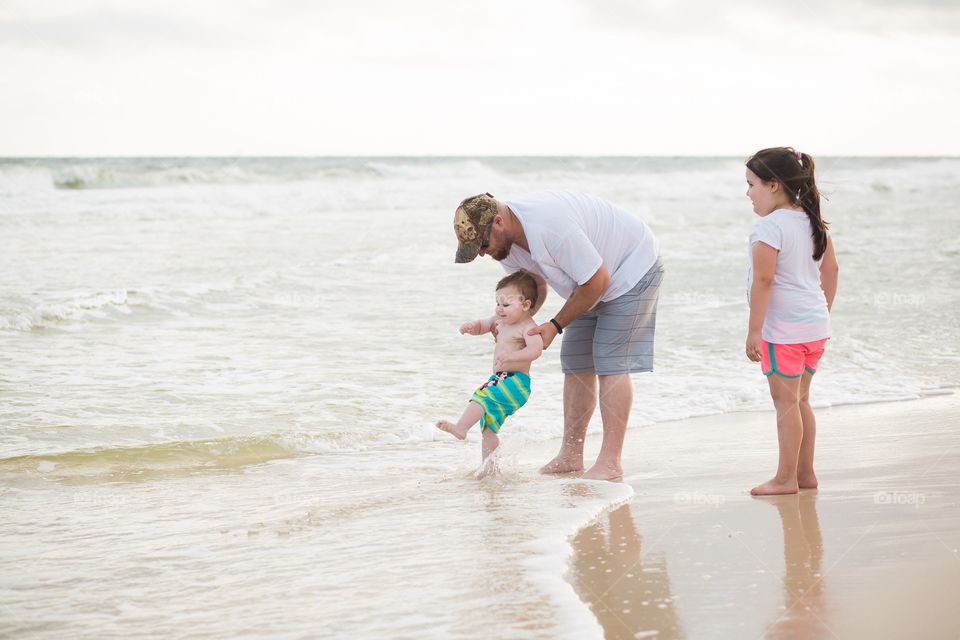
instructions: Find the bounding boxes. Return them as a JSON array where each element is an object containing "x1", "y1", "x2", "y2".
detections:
[{"x1": 1, "y1": 153, "x2": 958, "y2": 160}]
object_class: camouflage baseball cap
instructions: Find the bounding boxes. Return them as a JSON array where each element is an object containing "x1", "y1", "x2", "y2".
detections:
[{"x1": 453, "y1": 192, "x2": 499, "y2": 263}]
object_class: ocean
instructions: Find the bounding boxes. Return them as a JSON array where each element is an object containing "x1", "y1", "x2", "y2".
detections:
[{"x1": 1, "y1": 156, "x2": 958, "y2": 638}]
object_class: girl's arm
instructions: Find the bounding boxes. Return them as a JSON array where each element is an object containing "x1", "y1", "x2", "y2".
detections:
[
  {"x1": 746, "y1": 242, "x2": 777, "y2": 362},
  {"x1": 495, "y1": 331, "x2": 545, "y2": 370},
  {"x1": 819, "y1": 235, "x2": 839, "y2": 312},
  {"x1": 460, "y1": 316, "x2": 497, "y2": 336}
]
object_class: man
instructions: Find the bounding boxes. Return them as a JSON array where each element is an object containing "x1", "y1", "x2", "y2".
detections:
[{"x1": 453, "y1": 190, "x2": 663, "y2": 481}]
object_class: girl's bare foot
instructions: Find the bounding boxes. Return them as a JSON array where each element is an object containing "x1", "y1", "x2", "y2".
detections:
[
  {"x1": 798, "y1": 470, "x2": 819, "y2": 489},
  {"x1": 751, "y1": 478, "x2": 800, "y2": 496},
  {"x1": 436, "y1": 420, "x2": 468, "y2": 440},
  {"x1": 539, "y1": 453, "x2": 584, "y2": 475}
]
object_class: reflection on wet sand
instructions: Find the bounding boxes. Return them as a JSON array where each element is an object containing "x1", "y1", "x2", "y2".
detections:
[
  {"x1": 572, "y1": 502, "x2": 684, "y2": 640},
  {"x1": 757, "y1": 491, "x2": 829, "y2": 639}
]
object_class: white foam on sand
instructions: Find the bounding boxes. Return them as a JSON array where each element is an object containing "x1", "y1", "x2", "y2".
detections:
[
  {"x1": 521, "y1": 477, "x2": 636, "y2": 640},
  {"x1": 423, "y1": 431, "x2": 642, "y2": 637}
]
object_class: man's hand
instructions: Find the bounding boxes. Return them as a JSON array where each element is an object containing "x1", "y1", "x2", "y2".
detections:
[
  {"x1": 745, "y1": 330, "x2": 762, "y2": 362},
  {"x1": 528, "y1": 322, "x2": 560, "y2": 350}
]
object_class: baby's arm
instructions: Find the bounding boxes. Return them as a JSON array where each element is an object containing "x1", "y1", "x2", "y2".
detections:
[
  {"x1": 460, "y1": 316, "x2": 497, "y2": 336},
  {"x1": 494, "y1": 327, "x2": 545, "y2": 370}
]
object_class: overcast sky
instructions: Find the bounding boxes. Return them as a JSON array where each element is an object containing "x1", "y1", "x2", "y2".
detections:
[{"x1": 1, "y1": 0, "x2": 958, "y2": 156}]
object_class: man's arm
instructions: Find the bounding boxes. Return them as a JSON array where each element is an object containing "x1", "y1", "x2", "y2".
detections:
[
  {"x1": 528, "y1": 264, "x2": 610, "y2": 349},
  {"x1": 819, "y1": 235, "x2": 839, "y2": 312},
  {"x1": 554, "y1": 264, "x2": 609, "y2": 328},
  {"x1": 746, "y1": 242, "x2": 777, "y2": 362}
]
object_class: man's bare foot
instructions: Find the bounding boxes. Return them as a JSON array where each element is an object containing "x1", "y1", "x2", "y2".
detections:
[
  {"x1": 539, "y1": 453, "x2": 584, "y2": 475},
  {"x1": 751, "y1": 478, "x2": 799, "y2": 496},
  {"x1": 798, "y1": 470, "x2": 818, "y2": 489},
  {"x1": 436, "y1": 420, "x2": 467, "y2": 440},
  {"x1": 582, "y1": 461, "x2": 623, "y2": 482}
]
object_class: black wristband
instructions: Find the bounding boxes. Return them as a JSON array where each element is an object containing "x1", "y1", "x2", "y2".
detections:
[{"x1": 549, "y1": 318, "x2": 563, "y2": 334}]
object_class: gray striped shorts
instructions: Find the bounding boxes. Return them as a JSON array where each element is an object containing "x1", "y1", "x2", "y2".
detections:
[{"x1": 560, "y1": 258, "x2": 664, "y2": 376}]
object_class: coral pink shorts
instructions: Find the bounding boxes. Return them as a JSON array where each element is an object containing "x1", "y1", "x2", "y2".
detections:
[{"x1": 760, "y1": 338, "x2": 829, "y2": 378}]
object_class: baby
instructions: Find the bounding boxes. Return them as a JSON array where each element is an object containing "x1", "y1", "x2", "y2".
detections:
[{"x1": 436, "y1": 270, "x2": 544, "y2": 469}]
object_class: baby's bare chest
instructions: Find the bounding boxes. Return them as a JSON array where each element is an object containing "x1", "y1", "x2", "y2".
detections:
[{"x1": 495, "y1": 323, "x2": 528, "y2": 350}]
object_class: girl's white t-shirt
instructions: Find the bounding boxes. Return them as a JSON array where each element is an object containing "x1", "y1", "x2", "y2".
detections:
[
  {"x1": 747, "y1": 209, "x2": 831, "y2": 344},
  {"x1": 500, "y1": 190, "x2": 659, "y2": 303}
]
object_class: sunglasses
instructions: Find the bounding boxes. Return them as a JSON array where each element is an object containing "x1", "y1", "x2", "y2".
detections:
[{"x1": 480, "y1": 224, "x2": 492, "y2": 252}]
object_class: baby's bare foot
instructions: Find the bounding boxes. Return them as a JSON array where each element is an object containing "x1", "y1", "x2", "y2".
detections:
[
  {"x1": 751, "y1": 477, "x2": 799, "y2": 496},
  {"x1": 539, "y1": 453, "x2": 584, "y2": 475},
  {"x1": 476, "y1": 454, "x2": 501, "y2": 479},
  {"x1": 436, "y1": 420, "x2": 467, "y2": 440},
  {"x1": 798, "y1": 470, "x2": 819, "y2": 489}
]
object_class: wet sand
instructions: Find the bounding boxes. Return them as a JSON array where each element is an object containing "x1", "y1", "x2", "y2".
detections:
[{"x1": 540, "y1": 394, "x2": 960, "y2": 640}]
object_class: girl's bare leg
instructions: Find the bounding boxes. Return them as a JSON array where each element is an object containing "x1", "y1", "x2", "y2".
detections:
[
  {"x1": 752, "y1": 373, "x2": 803, "y2": 496},
  {"x1": 797, "y1": 371, "x2": 818, "y2": 489},
  {"x1": 436, "y1": 401, "x2": 484, "y2": 440}
]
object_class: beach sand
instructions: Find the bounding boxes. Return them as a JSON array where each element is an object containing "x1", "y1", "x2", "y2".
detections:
[{"x1": 528, "y1": 394, "x2": 960, "y2": 640}]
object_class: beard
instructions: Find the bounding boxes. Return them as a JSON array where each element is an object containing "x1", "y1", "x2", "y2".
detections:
[{"x1": 489, "y1": 239, "x2": 513, "y2": 261}]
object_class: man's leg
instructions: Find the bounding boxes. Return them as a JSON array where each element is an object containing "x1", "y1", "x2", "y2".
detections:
[
  {"x1": 540, "y1": 371, "x2": 597, "y2": 474},
  {"x1": 583, "y1": 373, "x2": 631, "y2": 480},
  {"x1": 581, "y1": 260, "x2": 663, "y2": 481}
]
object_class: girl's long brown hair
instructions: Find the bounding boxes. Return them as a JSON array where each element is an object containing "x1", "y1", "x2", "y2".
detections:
[{"x1": 746, "y1": 147, "x2": 829, "y2": 260}]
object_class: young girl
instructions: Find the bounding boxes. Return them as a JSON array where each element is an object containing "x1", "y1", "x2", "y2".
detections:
[
  {"x1": 744, "y1": 147, "x2": 840, "y2": 496},
  {"x1": 436, "y1": 271, "x2": 544, "y2": 474}
]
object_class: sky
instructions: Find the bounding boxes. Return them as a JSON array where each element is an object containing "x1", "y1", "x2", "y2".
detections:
[{"x1": 1, "y1": 0, "x2": 958, "y2": 156}]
